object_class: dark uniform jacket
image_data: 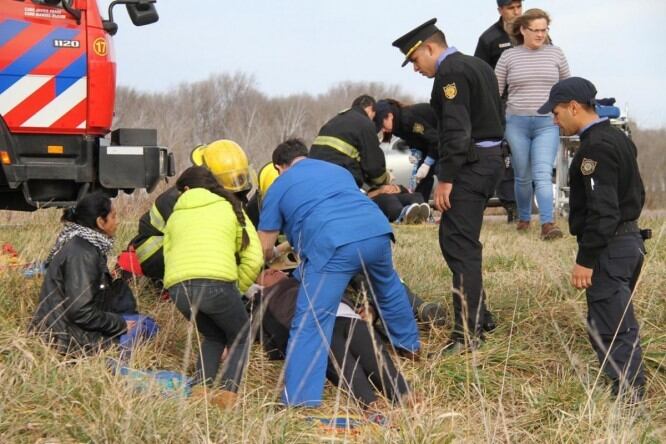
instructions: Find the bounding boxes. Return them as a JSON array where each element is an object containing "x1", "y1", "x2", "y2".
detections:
[
  {"x1": 30, "y1": 237, "x2": 127, "y2": 354},
  {"x1": 310, "y1": 106, "x2": 389, "y2": 187},
  {"x1": 430, "y1": 51, "x2": 504, "y2": 183},
  {"x1": 474, "y1": 19, "x2": 512, "y2": 69},
  {"x1": 569, "y1": 120, "x2": 645, "y2": 267},
  {"x1": 130, "y1": 186, "x2": 180, "y2": 280},
  {"x1": 392, "y1": 103, "x2": 439, "y2": 160}
]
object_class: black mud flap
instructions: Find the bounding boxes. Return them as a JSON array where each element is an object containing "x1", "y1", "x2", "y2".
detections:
[{"x1": 99, "y1": 145, "x2": 169, "y2": 193}]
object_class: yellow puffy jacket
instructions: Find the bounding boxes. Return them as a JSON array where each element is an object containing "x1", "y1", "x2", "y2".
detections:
[{"x1": 163, "y1": 188, "x2": 263, "y2": 292}]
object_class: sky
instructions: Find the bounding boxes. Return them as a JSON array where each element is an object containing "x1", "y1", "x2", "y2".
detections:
[{"x1": 110, "y1": 0, "x2": 666, "y2": 128}]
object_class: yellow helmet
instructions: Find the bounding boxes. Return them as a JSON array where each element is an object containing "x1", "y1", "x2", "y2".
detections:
[
  {"x1": 190, "y1": 139, "x2": 251, "y2": 192},
  {"x1": 258, "y1": 162, "x2": 279, "y2": 198}
]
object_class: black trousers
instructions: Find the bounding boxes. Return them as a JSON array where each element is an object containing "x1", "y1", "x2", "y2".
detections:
[
  {"x1": 326, "y1": 317, "x2": 409, "y2": 407},
  {"x1": 170, "y1": 279, "x2": 251, "y2": 392},
  {"x1": 494, "y1": 157, "x2": 516, "y2": 205},
  {"x1": 586, "y1": 233, "x2": 645, "y2": 394},
  {"x1": 372, "y1": 192, "x2": 424, "y2": 222},
  {"x1": 439, "y1": 148, "x2": 503, "y2": 340},
  {"x1": 415, "y1": 162, "x2": 435, "y2": 202}
]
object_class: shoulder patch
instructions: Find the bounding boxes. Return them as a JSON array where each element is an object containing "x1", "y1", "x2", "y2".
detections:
[
  {"x1": 412, "y1": 123, "x2": 425, "y2": 134},
  {"x1": 443, "y1": 83, "x2": 457, "y2": 100},
  {"x1": 580, "y1": 158, "x2": 597, "y2": 176}
]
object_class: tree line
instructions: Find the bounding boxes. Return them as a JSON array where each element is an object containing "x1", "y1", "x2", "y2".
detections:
[{"x1": 113, "y1": 72, "x2": 665, "y2": 208}]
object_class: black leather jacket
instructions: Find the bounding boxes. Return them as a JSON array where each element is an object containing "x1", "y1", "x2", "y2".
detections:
[{"x1": 30, "y1": 237, "x2": 127, "y2": 354}]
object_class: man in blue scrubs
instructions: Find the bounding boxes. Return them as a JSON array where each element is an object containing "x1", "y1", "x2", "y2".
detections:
[{"x1": 257, "y1": 139, "x2": 420, "y2": 407}]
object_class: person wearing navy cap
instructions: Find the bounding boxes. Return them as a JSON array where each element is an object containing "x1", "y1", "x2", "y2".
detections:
[
  {"x1": 257, "y1": 139, "x2": 420, "y2": 407},
  {"x1": 539, "y1": 77, "x2": 647, "y2": 401},
  {"x1": 392, "y1": 19, "x2": 505, "y2": 351},
  {"x1": 475, "y1": 0, "x2": 522, "y2": 223}
]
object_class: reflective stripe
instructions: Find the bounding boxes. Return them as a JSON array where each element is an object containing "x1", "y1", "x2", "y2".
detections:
[
  {"x1": 149, "y1": 204, "x2": 166, "y2": 231},
  {"x1": 313, "y1": 136, "x2": 360, "y2": 162},
  {"x1": 135, "y1": 235, "x2": 163, "y2": 263}
]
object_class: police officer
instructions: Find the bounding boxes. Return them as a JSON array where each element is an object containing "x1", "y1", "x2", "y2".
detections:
[
  {"x1": 374, "y1": 99, "x2": 439, "y2": 201},
  {"x1": 310, "y1": 95, "x2": 390, "y2": 188},
  {"x1": 257, "y1": 139, "x2": 419, "y2": 407},
  {"x1": 539, "y1": 77, "x2": 647, "y2": 399},
  {"x1": 130, "y1": 140, "x2": 253, "y2": 282},
  {"x1": 393, "y1": 19, "x2": 505, "y2": 350},
  {"x1": 475, "y1": 0, "x2": 522, "y2": 70},
  {"x1": 475, "y1": 0, "x2": 522, "y2": 222}
]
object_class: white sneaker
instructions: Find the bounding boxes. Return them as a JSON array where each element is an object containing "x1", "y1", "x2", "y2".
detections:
[{"x1": 402, "y1": 203, "x2": 421, "y2": 224}]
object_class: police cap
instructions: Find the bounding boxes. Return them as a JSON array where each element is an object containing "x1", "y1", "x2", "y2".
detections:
[
  {"x1": 538, "y1": 77, "x2": 598, "y2": 114},
  {"x1": 392, "y1": 18, "x2": 440, "y2": 67}
]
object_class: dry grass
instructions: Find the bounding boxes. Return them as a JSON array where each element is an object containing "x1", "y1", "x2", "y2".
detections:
[{"x1": 0, "y1": 211, "x2": 664, "y2": 443}]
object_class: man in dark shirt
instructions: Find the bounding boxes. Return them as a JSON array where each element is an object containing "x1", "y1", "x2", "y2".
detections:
[
  {"x1": 539, "y1": 77, "x2": 647, "y2": 400},
  {"x1": 310, "y1": 95, "x2": 390, "y2": 188},
  {"x1": 475, "y1": 0, "x2": 522, "y2": 221},
  {"x1": 393, "y1": 19, "x2": 505, "y2": 350},
  {"x1": 474, "y1": 0, "x2": 522, "y2": 69}
]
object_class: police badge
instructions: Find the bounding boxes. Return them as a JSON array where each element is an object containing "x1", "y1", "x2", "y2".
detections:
[
  {"x1": 412, "y1": 123, "x2": 425, "y2": 134},
  {"x1": 581, "y1": 158, "x2": 597, "y2": 175},
  {"x1": 443, "y1": 83, "x2": 457, "y2": 100}
]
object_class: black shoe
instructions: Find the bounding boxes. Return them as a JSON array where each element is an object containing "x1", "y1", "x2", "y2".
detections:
[
  {"x1": 482, "y1": 311, "x2": 497, "y2": 333},
  {"x1": 418, "y1": 302, "x2": 446, "y2": 326},
  {"x1": 396, "y1": 348, "x2": 420, "y2": 361},
  {"x1": 504, "y1": 203, "x2": 517, "y2": 223}
]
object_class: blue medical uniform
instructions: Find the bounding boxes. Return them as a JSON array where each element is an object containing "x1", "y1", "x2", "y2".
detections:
[{"x1": 259, "y1": 159, "x2": 420, "y2": 407}]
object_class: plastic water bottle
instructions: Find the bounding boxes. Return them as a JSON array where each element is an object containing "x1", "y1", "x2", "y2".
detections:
[{"x1": 409, "y1": 148, "x2": 423, "y2": 192}]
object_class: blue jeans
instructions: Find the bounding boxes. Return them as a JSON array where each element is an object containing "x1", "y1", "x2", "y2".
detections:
[
  {"x1": 504, "y1": 114, "x2": 560, "y2": 224},
  {"x1": 282, "y1": 234, "x2": 420, "y2": 407}
]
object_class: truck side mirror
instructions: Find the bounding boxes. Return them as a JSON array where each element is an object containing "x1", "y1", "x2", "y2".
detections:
[{"x1": 126, "y1": 3, "x2": 159, "y2": 26}]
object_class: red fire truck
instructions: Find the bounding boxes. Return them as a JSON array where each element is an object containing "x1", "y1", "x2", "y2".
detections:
[{"x1": 0, "y1": 0, "x2": 174, "y2": 211}]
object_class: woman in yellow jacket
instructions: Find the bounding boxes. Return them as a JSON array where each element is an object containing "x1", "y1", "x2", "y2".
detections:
[{"x1": 164, "y1": 166, "x2": 263, "y2": 408}]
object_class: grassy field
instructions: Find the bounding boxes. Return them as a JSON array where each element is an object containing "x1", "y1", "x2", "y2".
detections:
[{"x1": 0, "y1": 209, "x2": 664, "y2": 443}]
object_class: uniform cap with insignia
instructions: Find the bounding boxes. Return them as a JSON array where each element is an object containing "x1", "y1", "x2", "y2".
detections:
[
  {"x1": 392, "y1": 18, "x2": 440, "y2": 67},
  {"x1": 538, "y1": 77, "x2": 598, "y2": 114}
]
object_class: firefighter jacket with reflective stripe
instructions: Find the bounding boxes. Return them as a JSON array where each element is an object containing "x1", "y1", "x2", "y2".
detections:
[
  {"x1": 310, "y1": 107, "x2": 389, "y2": 187},
  {"x1": 163, "y1": 188, "x2": 263, "y2": 292}
]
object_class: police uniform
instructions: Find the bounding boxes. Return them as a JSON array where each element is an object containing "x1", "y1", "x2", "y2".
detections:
[
  {"x1": 310, "y1": 106, "x2": 389, "y2": 188},
  {"x1": 474, "y1": 18, "x2": 513, "y2": 70},
  {"x1": 539, "y1": 78, "x2": 646, "y2": 396},
  {"x1": 258, "y1": 158, "x2": 419, "y2": 407},
  {"x1": 393, "y1": 19, "x2": 505, "y2": 343},
  {"x1": 475, "y1": 14, "x2": 517, "y2": 214},
  {"x1": 130, "y1": 186, "x2": 180, "y2": 281},
  {"x1": 375, "y1": 101, "x2": 439, "y2": 201}
]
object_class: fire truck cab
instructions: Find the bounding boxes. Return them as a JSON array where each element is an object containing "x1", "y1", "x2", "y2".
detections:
[{"x1": 0, "y1": 0, "x2": 174, "y2": 211}]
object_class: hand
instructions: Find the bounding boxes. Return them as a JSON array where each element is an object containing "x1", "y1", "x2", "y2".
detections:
[
  {"x1": 126, "y1": 320, "x2": 137, "y2": 332},
  {"x1": 415, "y1": 163, "x2": 430, "y2": 182},
  {"x1": 434, "y1": 182, "x2": 453, "y2": 212},
  {"x1": 357, "y1": 305, "x2": 376, "y2": 323},
  {"x1": 571, "y1": 264, "x2": 593, "y2": 289}
]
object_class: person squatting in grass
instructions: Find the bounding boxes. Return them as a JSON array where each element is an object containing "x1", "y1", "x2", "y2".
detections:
[
  {"x1": 163, "y1": 166, "x2": 263, "y2": 409},
  {"x1": 257, "y1": 138, "x2": 420, "y2": 407},
  {"x1": 540, "y1": 77, "x2": 648, "y2": 401},
  {"x1": 30, "y1": 191, "x2": 134, "y2": 355}
]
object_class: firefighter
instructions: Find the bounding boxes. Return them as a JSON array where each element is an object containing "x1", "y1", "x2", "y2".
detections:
[
  {"x1": 245, "y1": 162, "x2": 279, "y2": 227},
  {"x1": 257, "y1": 139, "x2": 420, "y2": 407},
  {"x1": 129, "y1": 139, "x2": 253, "y2": 282},
  {"x1": 539, "y1": 77, "x2": 647, "y2": 400},
  {"x1": 393, "y1": 19, "x2": 505, "y2": 351},
  {"x1": 373, "y1": 99, "x2": 439, "y2": 201},
  {"x1": 309, "y1": 95, "x2": 390, "y2": 188}
]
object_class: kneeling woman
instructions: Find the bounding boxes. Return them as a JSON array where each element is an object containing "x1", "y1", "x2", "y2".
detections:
[
  {"x1": 30, "y1": 192, "x2": 130, "y2": 354},
  {"x1": 163, "y1": 166, "x2": 263, "y2": 408}
]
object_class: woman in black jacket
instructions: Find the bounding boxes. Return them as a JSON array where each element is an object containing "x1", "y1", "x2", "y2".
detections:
[{"x1": 30, "y1": 192, "x2": 130, "y2": 355}]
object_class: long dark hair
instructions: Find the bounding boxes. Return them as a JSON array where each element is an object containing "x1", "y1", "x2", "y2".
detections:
[
  {"x1": 176, "y1": 166, "x2": 250, "y2": 250},
  {"x1": 61, "y1": 191, "x2": 112, "y2": 230}
]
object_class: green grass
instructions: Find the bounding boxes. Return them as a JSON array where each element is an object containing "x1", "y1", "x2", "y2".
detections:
[{"x1": 1, "y1": 210, "x2": 664, "y2": 442}]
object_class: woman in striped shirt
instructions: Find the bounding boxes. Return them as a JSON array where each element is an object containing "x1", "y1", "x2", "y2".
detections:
[{"x1": 495, "y1": 8, "x2": 570, "y2": 240}]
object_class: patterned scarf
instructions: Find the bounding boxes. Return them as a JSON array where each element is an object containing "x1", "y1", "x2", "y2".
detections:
[{"x1": 46, "y1": 222, "x2": 114, "y2": 265}]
